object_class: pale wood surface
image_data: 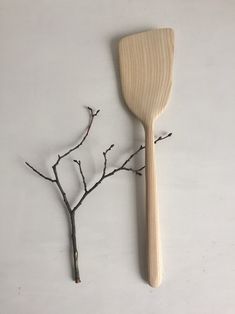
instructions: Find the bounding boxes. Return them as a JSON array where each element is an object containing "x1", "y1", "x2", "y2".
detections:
[
  {"x1": 119, "y1": 28, "x2": 174, "y2": 287},
  {"x1": 119, "y1": 28, "x2": 174, "y2": 126}
]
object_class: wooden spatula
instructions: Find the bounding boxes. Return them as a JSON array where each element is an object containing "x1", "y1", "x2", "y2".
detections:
[{"x1": 119, "y1": 28, "x2": 174, "y2": 287}]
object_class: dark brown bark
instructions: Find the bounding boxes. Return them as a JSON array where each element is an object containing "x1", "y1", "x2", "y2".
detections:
[
  {"x1": 70, "y1": 211, "x2": 80, "y2": 283},
  {"x1": 25, "y1": 107, "x2": 172, "y2": 283}
]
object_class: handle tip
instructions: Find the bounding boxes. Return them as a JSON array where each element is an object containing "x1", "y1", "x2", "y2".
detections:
[{"x1": 149, "y1": 276, "x2": 162, "y2": 288}]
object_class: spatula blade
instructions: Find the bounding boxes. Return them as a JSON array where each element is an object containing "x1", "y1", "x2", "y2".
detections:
[{"x1": 119, "y1": 28, "x2": 174, "y2": 125}]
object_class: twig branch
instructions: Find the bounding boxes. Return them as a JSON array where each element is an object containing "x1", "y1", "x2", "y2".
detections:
[
  {"x1": 25, "y1": 162, "x2": 55, "y2": 182},
  {"x1": 72, "y1": 132, "x2": 172, "y2": 212},
  {"x1": 122, "y1": 166, "x2": 143, "y2": 176},
  {"x1": 70, "y1": 212, "x2": 81, "y2": 283},
  {"x1": 25, "y1": 107, "x2": 100, "y2": 284},
  {"x1": 154, "y1": 133, "x2": 172, "y2": 144},
  {"x1": 120, "y1": 132, "x2": 172, "y2": 169},
  {"x1": 102, "y1": 144, "x2": 114, "y2": 177},
  {"x1": 74, "y1": 160, "x2": 87, "y2": 192},
  {"x1": 53, "y1": 107, "x2": 100, "y2": 167},
  {"x1": 52, "y1": 164, "x2": 71, "y2": 212},
  {"x1": 25, "y1": 106, "x2": 172, "y2": 284}
]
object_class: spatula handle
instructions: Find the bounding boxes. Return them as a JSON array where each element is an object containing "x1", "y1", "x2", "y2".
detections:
[{"x1": 145, "y1": 122, "x2": 162, "y2": 287}]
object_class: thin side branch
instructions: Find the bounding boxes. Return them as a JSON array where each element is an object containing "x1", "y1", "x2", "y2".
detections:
[
  {"x1": 122, "y1": 166, "x2": 142, "y2": 176},
  {"x1": 121, "y1": 132, "x2": 172, "y2": 169},
  {"x1": 121, "y1": 132, "x2": 173, "y2": 173},
  {"x1": 52, "y1": 165, "x2": 71, "y2": 212},
  {"x1": 25, "y1": 162, "x2": 55, "y2": 182},
  {"x1": 102, "y1": 144, "x2": 114, "y2": 177},
  {"x1": 72, "y1": 132, "x2": 172, "y2": 212},
  {"x1": 154, "y1": 133, "x2": 172, "y2": 144},
  {"x1": 53, "y1": 107, "x2": 100, "y2": 167},
  {"x1": 26, "y1": 107, "x2": 100, "y2": 212},
  {"x1": 74, "y1": 160, "x2": 87, "y2": 192}
]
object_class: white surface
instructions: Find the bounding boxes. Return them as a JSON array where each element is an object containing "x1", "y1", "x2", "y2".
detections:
[{"x1": 0, "y1": 0, "x2": 235, "y2": 313}]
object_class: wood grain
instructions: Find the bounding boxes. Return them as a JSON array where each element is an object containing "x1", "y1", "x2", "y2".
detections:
[
  {"x1": 119, "y1": 28, "x2": 174, "y2": 287},
  {"x1": 119, "y1": 28, "x2": 174, "y2": 126}
]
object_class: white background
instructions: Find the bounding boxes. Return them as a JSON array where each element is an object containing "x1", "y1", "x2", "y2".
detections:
[{"x1": 0, "y1": 0, "x2": 235, "y2": 313}]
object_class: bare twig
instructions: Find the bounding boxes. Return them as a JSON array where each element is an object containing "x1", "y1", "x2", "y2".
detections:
[
  {"x1": 74, "y1": 160, "x2": 87, "y2": 192},
  {"x1": 154, "y1": 133, "x2": 172, "y2": 143},
  {"x1": 70, "y1": 211, "x2": 81, "y2": 283},
  {"x1": 102, "y1": 144, "x2": 114, "y2": 177},
  {"x1": 25, "y1": 106, "x2": 99, "y2": 283},
  {"x1": 25, "y1": 107, "x2": 172, "y2": 284},
  {"x1": 52, "y1": 164, "x2": 71, "y2": 212},
  {"x1": 25, "y1": 162, "x2": 55, "y2": 182},
  {"x1": 122, "y1": 166, "x2": 143, "y2": 176},
  {"x1": 72, "y1": 132, "x2": 172, "y2": 211},
  {"x1": 53, "y1": 107, "x2": 100, "y2": 167}
]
